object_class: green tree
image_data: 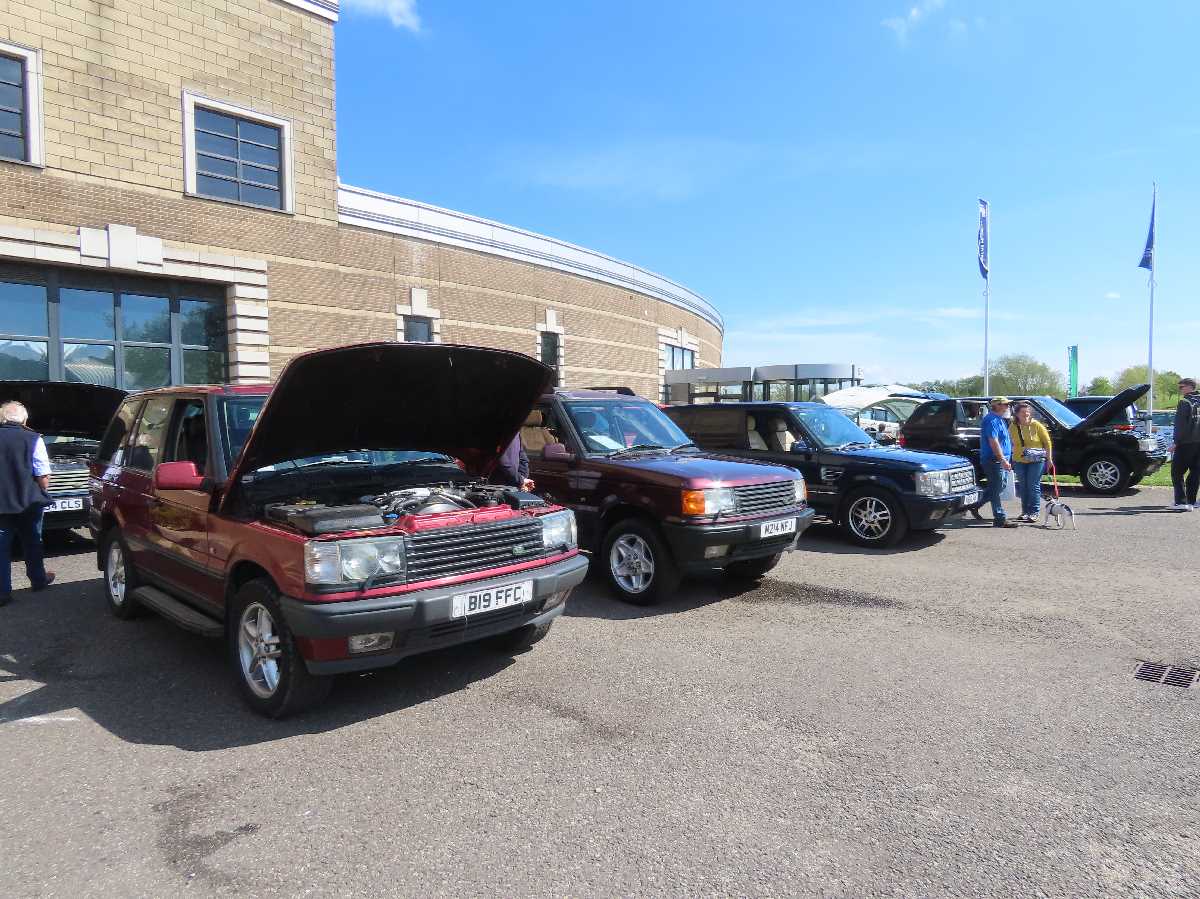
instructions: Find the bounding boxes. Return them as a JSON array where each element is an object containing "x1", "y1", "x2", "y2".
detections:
[
  {"x1": 987, "y1": 354, "x2": 1066, "y2": 396},
  {"x1": 1084, "y1": 375, "x2": 1114, "y2": 396},
  {"x1": 1114, "y1": 365, "x2": 1183, "y2": 410}
]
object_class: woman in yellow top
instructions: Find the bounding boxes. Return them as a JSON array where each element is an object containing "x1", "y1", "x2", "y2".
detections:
[{"x1": 1009, "y1": 401, "x2": 1054, "y2": 522}]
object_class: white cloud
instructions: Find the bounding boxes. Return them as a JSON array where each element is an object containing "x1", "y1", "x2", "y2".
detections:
[
  {"x1": 882, "y1": 0, "x2": 947, "y2": 43},
  {"x1": 1104, "y1": 291, "x2": 1121, "y2": 300},
  {"x1": 342, "y1": 0, "x2": 421, "y2": 31}
]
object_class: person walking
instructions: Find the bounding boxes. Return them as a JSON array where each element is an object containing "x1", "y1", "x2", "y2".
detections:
[
  {"x1": 980, "y1": 396, "x2": 1018, "y2": 528},
  {"x1": 1169, "y1": 377, "x2": 1200, "y2": 511},
  {"x1": 1009, "y1": 401, "x2": 1053, "y2": 522},
  {"x1": 0, "y1": 401, "x2": 56, "y2": 606}
]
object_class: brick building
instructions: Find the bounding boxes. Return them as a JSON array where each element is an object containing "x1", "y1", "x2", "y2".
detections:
[{"x1": 0, "y1": 0, "x2": 721, "y2": 399}]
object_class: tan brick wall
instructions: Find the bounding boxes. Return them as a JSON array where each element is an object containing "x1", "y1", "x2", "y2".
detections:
[{"x1": 1, "y1": 0, "x2": 337, "y2": 222}]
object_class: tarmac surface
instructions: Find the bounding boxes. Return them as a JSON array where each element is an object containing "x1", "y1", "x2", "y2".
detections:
[{"x1": 1, "y1": 487, "x2": 1196, "y2": 897}]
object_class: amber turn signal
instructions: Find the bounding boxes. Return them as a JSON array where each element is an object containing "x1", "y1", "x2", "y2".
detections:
[{"x1": 681, "y1": 489, "x2": 707, "y2": 516}]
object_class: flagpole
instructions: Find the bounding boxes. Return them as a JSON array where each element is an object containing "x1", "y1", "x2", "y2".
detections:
[
  {"x1": 1147, "y1": 183, "x2": 1156, "y2": 428},
  {"x1": 984, "y1": 270, "x2": 990, "y2": 395}
]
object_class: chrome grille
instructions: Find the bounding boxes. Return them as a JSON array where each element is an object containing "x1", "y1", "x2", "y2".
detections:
[
  {"x1": 948, "y1": 467, "x2": 976, "y2": 492},
  {"x1": 1156, "y1": 433, "x2": 1169, "y2": 454},
  {"x1": 404, "y1": 517, "x2": 546, "y2": 583},
  {"x1": 733, "y1": 480, "x2": 796, "y2": 515},
  {"x1": 49, "y1": 468, "x2": 90, "y2": 492}
]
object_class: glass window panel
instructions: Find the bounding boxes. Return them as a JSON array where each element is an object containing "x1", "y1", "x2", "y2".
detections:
[
  {"x1": 0, "y1": 280, "x2": 48, "y2": 337},
  {"x1": 240, "y1": 142, "x2": 278, "y2": 166},
  {"x1": 121, "y1": 293, "x2": 170, "y2": 343},
  {"x1": 197, "y1": 174, "x2": 239, "y2": 201},
  {"x1": 403, "y1": 316, "x2": 432, "y2": 343},
  {"x1": 183, "y1": 349, "x2": 226, "y2": 384},
  {"x1": 63, "y1": 342, "x2": 116, "y2": 387},
  {"x1": 238, "y1": 119, "x2": 279, "y2": 148},
  {"x1": 0, "y1": 82, "x2": 21, "y2": 110},
  {"x1": 240, "y1": 161, "x2": 280, "y2": 188},
  {"x1": 128, "y1": 397, "x2": 174, "y2": 470},
  {"x1": 123, "y1": 345, "x2": 171, "y2": 390},
  {"x1": 194, "y1": 107, "x2": 236, "y2": 137},
  {"x1": 180, "y1": 299, "x2": 224, "y2": 347},
  {"x1": 0, "y1": 108, "x2": 21, "y2": 133},
  {"x1": 0, "y1": 339, "x2": 48, "y2": 379},
  {"x1": 0, "y1": 55, "x2": 22, "y2": 85},
  {"x1": 196, "y1": 130, "x2": 237, "y2": 158},
  {"x1": 239, "y1": 183, "x2": 280, "y2": 208},
  {"x1": 60, "y1": 288, "x2": 116, "y2": 340},
  {"x1": 0, "y1": 132, "x2": 22, "y2": 160},
  {"x1": 197, "y1": 153, "x2": 237, "y2": 178}
]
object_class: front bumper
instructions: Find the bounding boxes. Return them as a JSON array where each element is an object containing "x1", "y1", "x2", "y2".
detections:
[
  {"x1": 661, "y1": 507, "x2": 816, "y2": 574},
  {"x1": 904, "y1": 491, "x2": 978, "y2": 530},
  {"x1": 280, "y1": 552, "x2": 589, "y2": 675},
  {"x1": 43, "y1": 492, "x2": 90, "y2": 531}
]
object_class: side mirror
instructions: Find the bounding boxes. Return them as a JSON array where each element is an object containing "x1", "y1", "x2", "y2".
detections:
[
  {"x1": 790, "y1": 442, "x2": 810, "y2": 453},
  {"x1": 154, "y1": 461, "x2": 206, "y2": 491},
  {"x1": 543, "y1": 442, "x2": 575, "y2": 463}
]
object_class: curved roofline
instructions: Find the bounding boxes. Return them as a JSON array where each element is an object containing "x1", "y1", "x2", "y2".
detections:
[{"x1": 336, "y1": 183, "x2": 723, "y2": 333}]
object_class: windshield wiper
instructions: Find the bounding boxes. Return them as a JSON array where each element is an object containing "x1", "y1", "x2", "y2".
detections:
[
  {"x1": 836, "y1": 441, "x2": 875, "y2": 450},
  {"x1": 671, "y1": 441, "x2": 698, "y2": 453},
  {"x1": 606, "y1": 443, "x2": 667, "y2": 456}
]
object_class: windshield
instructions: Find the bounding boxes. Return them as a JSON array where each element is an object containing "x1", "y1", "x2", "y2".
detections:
[
  {"x1": 219, "y1": 396, "x2": 266, "y2": 466},
  {"x1": 42, "y1": 435, "x2": 100, "y2": 457},
  {"x1": 563, "y1": 400, "x2": 691, "y2": 454},
  {"x1": 791, "y1": 406, "x2": 875, "y2": 448},
  {"x1": 1034, "y1": 396, "x2": 1083, "y2": 427}
]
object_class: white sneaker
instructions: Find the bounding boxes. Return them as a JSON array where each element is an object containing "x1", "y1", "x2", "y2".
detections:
[
  {"x1": 1173, "y1": 503, "x2": 1192, "y2": 511},
  {"x1": 1193, "y1": 502, "x2": 1200, "y2": 510}
]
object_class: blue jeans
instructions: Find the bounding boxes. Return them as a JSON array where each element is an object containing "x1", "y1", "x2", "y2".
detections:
[
  {"x1": 983, "y1": 461, "x2": 1011, "y2": 522},
  {"x1": 1014, "y1": 460, "x2": 1046, "y2": 517},
  {"x1": 0, "y1": 505, "x2": 48, "y2": 598}
]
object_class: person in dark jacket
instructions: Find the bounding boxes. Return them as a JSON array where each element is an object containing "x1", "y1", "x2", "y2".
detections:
[
  {"x1": 490, "y1": 434, "x2": 535, "y2": 492},
  {"x1": 1170, "y1": 377, "x2": 1200, "y2": 510},
  {"x1": 0, "y1": 401, "x2": 56, "y2": 606}
]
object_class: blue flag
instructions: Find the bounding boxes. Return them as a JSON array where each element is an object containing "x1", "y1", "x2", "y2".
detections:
[
  {"x1": 977, "y1": 199, "x2": 989, "y2": 279},
  {"x1": 1138, "y1": 189, "x2": 1155, "y2": 270}
]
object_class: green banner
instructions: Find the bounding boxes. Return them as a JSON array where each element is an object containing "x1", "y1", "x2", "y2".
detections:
[{"x1": 1068, "y1": 346, "x2": 1079, "y2": 397}]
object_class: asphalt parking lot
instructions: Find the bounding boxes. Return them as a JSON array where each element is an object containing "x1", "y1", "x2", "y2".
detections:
[{"x1": 1, "y1": 488, "x2": 1196, "y2": 898}]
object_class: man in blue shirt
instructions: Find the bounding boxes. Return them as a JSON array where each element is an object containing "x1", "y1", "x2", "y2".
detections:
[
  {"x1": 979, "y1": 396, "x2": 1018, "y2": 528},
  {"x1": 0, "y1": 400, "x2": 56, "y2": 606}
]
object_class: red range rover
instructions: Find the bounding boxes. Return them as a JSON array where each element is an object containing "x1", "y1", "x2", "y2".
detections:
[{"x1": 89, "y1": 343, "x2": 588, "y2": 717}]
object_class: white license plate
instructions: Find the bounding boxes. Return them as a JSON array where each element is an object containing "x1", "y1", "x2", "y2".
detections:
[
  {"x1": 759, "y1": 518, "x2": 797, "y2": 539},
  {"x1": 451, "y1": 579, "x2": 533, "y2": 619},
  {"x1": 48, "y1": 497, "x2": 84, "y2": 512},
  {"x1": 960, "y1": 492, "x2": 978, "y2": 506}
]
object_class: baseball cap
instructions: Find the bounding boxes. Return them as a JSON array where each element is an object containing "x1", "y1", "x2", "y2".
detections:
[{"x1": 991, "y1": 396, "x2": 1012, "y2": 405}]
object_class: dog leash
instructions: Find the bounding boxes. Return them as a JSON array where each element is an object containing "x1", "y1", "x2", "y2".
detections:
[{"x1": 1050, "y1": 462, "x2": 1060, "y2": 499}]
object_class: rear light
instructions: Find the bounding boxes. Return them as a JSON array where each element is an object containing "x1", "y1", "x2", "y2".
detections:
[
  {"x1": 897, "y1": 433, "x2": 907, "y2": 447},
  {"x1": 1113, "y1": 424, "x2": 1135, "y2": 431}
]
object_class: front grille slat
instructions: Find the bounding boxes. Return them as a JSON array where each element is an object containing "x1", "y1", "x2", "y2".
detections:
[
  {"x1": 49, "y1": 469, "x2": 90, "y2": 491},
  {"x1": 405, "y1": 517, "x2": 547, "y2": 582},
  {"x1": 949, "y1": 467, "x2": 976, "y2": 492},
  {"x1": 733, "y1": 481, "x2": 795, "y2": 516}
]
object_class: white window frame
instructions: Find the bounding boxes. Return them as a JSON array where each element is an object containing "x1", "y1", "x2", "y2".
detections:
[
  {"x1": 0, "y1": 40, "x2": 44, "y2": 168},
  {"x1": 182, "y1": 91, "x2": 294, "y2": 214}
]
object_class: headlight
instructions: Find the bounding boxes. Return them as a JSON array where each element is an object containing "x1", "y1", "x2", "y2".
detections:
[
  {"x1": 304, "y1": 536, "x2": 407, "y2": 586},
  {"x1": 1138, "y1": 437, "x2": 1157, "y2": 452},
  {"x1": 915, "y1": 470, "x2": 952, "y2": 497},
  {"x1": 541, "y1": 509, "x2": 577, "y2": 551},
  {"x1": 681, "y1": 487, "x2": 737, "y2": 516},
  {"x1": 793, "y1": 477, "x2": 806, "y2": 504}
]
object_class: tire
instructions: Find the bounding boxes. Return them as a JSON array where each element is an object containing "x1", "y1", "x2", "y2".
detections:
[
  {"x1": 600, "y1": 518, "x2": 680, "y2": 605},
  {"x1": 1082, "y1": 455, "x2": 1130, "y2": 495},
  {"x1": 490, "y1": 621, "x2": 553, "y2": 653},
  {"x1": 723, "y1": 553, "x2": 782, "y2": 581},
  {"x1": 102, "y1": 531, "x2": 144, "y2": 620},
  {"x1": 228, "y1": 579, "x2": 332, "y2": 718},
  {"x1": 841, "y1": 487, "x2": 909, "y2": 548}
]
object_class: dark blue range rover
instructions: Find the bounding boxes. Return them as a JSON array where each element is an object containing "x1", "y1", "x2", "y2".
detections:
[{"x1": 665, "y1": 401, "x2": 978, "y2": 547}]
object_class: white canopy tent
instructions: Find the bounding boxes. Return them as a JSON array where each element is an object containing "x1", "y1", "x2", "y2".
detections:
[{"x1": 819, "y1": 384, "x2": 917, "y2": 412}]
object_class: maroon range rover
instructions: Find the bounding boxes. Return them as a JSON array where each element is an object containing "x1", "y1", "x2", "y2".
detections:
[
  {"x1": 520, "y1": 390, "x2": 815, "y2": 603},
  {"x1": 89, "y1": 343, "x2": 588, "y2": 717}
]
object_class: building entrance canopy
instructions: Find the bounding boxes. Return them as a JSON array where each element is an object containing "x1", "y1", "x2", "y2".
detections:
[{"x1": 664, "y1": 364, "x2": 860, "y2": 404}]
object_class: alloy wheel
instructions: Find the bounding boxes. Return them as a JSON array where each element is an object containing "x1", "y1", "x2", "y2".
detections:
[
  {"x1": 106, "y1": 541, "x2": 126, "y2": 605},
  {"x1": 848, "y1": 496, "x2": 893, "y2": 542},
  {"x1": 238, "y1": 602, "x2": 283, "y2": 699},
  {"x1": 1087, "y1": 460, "x2": 1120, "y2": 491},
  {"x1": 610, "y1": 533, "x2": 655, "y2": 594}
]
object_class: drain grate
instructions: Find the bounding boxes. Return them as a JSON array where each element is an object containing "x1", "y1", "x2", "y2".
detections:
[{"x1": 1135, "y1": 661, "x2": 1198, "y2": 688}]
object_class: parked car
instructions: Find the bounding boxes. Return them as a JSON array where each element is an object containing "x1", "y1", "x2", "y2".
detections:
[
  {"x1": 1150, "y1": 410, "x2": 1175, "y2": 447},
  {"x1": 665, "y1": 402, "x2": 977, "y2": 547},
  {"x1": 89, "y1": 343, "x2": 589, "y2": 717},
  {"x1": 0, "y1": 380, "x2": 126, "y2": 530},
  {"x1": 1061, "y1": 395, "x2": 1147, "y2": 430},
  {"x1": 520, "y1": 390, "x2": 814, "y2": 603},
  {"x1": 899, "y1": 385, "x2": 1169, "y2": 494}
]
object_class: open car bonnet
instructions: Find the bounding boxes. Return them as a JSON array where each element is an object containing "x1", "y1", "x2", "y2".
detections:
[
  {"x1": 1072, "y1": 384, "x2": 1149, "y2": 430},
  {"x1": 0, "y1": 380, "x2": 127, "y2": 439},
  {"x1": 228, "y1": 342, "x2": 554, "y2": 482}
]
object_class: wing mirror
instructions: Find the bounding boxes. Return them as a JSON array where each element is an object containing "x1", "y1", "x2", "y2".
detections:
[
  {"x1": 790, "y1": 442, "x2": 810, "y2": 453},
  {"x1": 154, "y1": 461, "x2": 206, "y2": 491},
  {"x1": 542, "y1": 442, "x2": 575, "y2": 463}
]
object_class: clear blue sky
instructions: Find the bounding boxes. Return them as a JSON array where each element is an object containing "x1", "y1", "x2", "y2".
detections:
[{"x1": 334, "y1": 0, "x2": 1199, "y2": 387}]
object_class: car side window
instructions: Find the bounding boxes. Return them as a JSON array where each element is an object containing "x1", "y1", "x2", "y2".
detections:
[
  {"x1": 521, "y1": 404, "x2": 565, "y2": 460},
  {"x1": 910, "y1": 401, "x2": 954, "y2": 429},
  {"x1": 127, "y1": 397, "x2": 174, "y2": 472},
  {"x1": 688, "y1": 408, "x2": 744, "y2": 449},
  {"x1": 96, "y1": 398, "x2": 143, "y2": 466},
  {"x1": 164, "y1": 399, "x2": 209, "y2": 475}
]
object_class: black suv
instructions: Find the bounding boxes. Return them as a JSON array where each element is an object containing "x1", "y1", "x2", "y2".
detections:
[
  {"x1": 899, "y1": 385, "x2": 1169, "y2": 495},
  {"x1": 664, "y1": 402, "x2": 978, "y2": 547}
]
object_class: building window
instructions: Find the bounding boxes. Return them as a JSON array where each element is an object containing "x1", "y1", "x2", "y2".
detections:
[
  {"x1": 662, "y1": 343, "x2": 696, "y2": 402},
  {"x1": 403, "y1": 316, "x2": 433, "y2": 343},
  {"x1": 0, "y1": 42, "x2": 43, "y2": 166},
  {"x1": 0, "y1": 266, "x2": 226, "y2": 388},
  {"x1": 540, "y1": 331, "x2": 561, "y2": 386},
  {"x1": 183, "y1": 92, "x2": 292, "y2": 213}
]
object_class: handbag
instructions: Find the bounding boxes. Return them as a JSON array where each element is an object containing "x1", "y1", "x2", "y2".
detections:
[{"x1": 1015, "y1": 423, "x2": 1048, "y2": 463}]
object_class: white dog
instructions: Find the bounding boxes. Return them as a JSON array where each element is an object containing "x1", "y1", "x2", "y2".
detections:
[{"x1": 1042, "y1": 497, "x2": 1076, "y2": 530}]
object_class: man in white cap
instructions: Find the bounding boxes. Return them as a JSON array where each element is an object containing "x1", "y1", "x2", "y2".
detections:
[{"x1": 980, "y1": 396, "x2": 1018, "y2": 528}]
